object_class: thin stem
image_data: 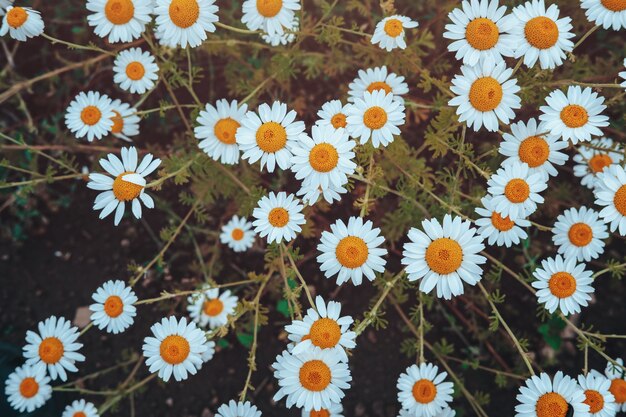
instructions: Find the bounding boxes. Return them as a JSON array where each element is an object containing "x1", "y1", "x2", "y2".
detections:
[
  {"x1": 281, "y1": 244, "x2": 316, "y2": 310},
  {"x1": 354, "y1": 270, "x2": 405, "y2": 335}
]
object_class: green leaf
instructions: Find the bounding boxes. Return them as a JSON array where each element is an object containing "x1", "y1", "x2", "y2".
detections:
[
  {"x1": 237, "y1": 332, "x2": 254, "y2": 349},
  {"x1": 276, "y1": 299, "x2": 291, "y2": 318}
]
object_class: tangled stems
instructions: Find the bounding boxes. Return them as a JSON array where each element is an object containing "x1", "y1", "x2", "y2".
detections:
[{"x1": 354, "y1": 269, "x2": 406, "y2": 336}]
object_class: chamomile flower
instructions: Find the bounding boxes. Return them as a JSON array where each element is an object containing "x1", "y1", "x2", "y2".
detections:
[
  {"x1": 508, "y1": 0, "x2": 574, "y2": 70},
  {"x1": 273, "y1": 347, "x2": 352, "y2": 411},
  {"x1": 23, "y1": 316, "x2": 85, "y2": 381},
  {"x1": 317, "y1": 216, "x2": 388, "y2": 286},
  {"x1": 594, "y1": 164, "x2": 626, "y2": 235},
  {"x1": 65, "y1": 91, "x2": 115, "y2": 142},
  {"x1": 187, "y1": 287, "x2": 238, "y2": 329},
  {"x1": 113, "y1": 48, "x2": 159, "y2": 94},
  {"x1": 89, "y1": 279, "x2": 138, "y2": 334},
  {"x1": 301, "y1": 403, "x2": 344, "y2": 417},
  {"x1": 397, "y1": 363, "x2": 454, "y2": 417},
  {"x1": 285, "y1": 296, "x2": 356, "y2": 362},
  {"x1": 86, "y1": 0, "x2": 153, "y2": 43},
  {"x1": 581, "y1": 0, "x2": 626, "y2": 31},
  {"x1": 0, "y1": 6, "x2": 44, "y2": 41},
  {"x1": 531, "y1": 255, "x2": 594, "y2": 315},
  {"x1": 402, "y1": 214, "x2": 486, "y2": 300},
  {"x1": 4, "y1": 365, "x2": 51, "y2": 413},
  {"x1": 316, "y1": 100, "x2": 353, "y2": 131},
  {"x1": 604, "y1": 358, "x2": 626, "y2": 412},
  {"x1": 297, "y1": 181, "x2": 347, "y2": 206},
  {"x1": 475, "y1": 195, "x2": 530, "y2": 247},
  {"x1": 200, "y1": 340, "x2": 216, "y2": 364},
  {"x1": 449, "y1": 56, "x2": 521, "y2": 132},
  {"x1": 487, "y1": 161, "x2": 548, "y2": 220},
  {"x1": 347, "y1": 66, "x2": 409, "y2": 103},
  {"x1": 220, "y1": 215, "x2": 255, "y2": 252},
  {"x1": 500, "y1": 118, "x2": 568, "y2": 177},
  {"x1": 87, "y1": 146, "x2": 161, "y2": 226},
  {"x1": 573, "y1": 137, "x2": 624, "y2": 189},
  {"x1": 237, "y1": 101, "x2": 306, "y2": 172},
  {"x1": 443, "y1": 0, "x2": 515, "y2": 66},
  {"x1": 62, "y1": 400, "x2": 99, "y2": 417},
  {"x1": 195, "y1": 99, "x2": 248, "y2": 165},
  {"x1": 539, "y1": 86, "x2": 609, "y2": 144},
  {"x1": 215, "y1": 400, "x2": 262, "y2": 417},
  {"x1": 252, "y1": 192, "x2": 305, "y2": 244},
  {"x1": 577, "y1": 373, "x2": 617, "y2": 417},
  {"x1": 109, "y1": 99, "x2": 140, "y2": 142},
  {"x1": 154, "y1": 0, "x2": 219, "y2": 48},
  {"x1": 241, "y1": 0, "x2": 300, "y2": 36},
  {"x1": 346, "y1": 90, "x2": 405, "y2": 148},
  {"x1": 142, "y1": 316, "x2": 209, "y2": 382},
  {"x1": 261, "y1": 16, "x2": 298, "y2": 46},
  {"x1": 371, "y1": 15, "x2": 418, "y2": 51},
  {"x1": 552, "y1": 206, "x2": 609, "y2": 262},
  {"x1": 516, "y1": 372, "x2": 591, "y2": 417}
]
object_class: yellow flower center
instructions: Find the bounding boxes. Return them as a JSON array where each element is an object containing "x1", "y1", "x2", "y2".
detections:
[
  {"x1": 584, "y1": 389, "x2": 605, "y2": 414},
  {"x1": 465, "y1": 17, "x2": 499, "y2": 51},
  {"x1": 613, "y1": 185, "x2": 626, "y2": 216},
  {"x1": 125, "y1": 61, "x2": 145, "y2": 81},
  {"x1": 299, "y1": 360, "x2": 332, "y2": 392},
  {"x1": 335, "y1": 236, "x2": 369, "y2": 268},
  {"x1": 257, "y1": 0, "x2": 282, "y2": 17},
  {"x1": 469, "y1": 77, "x2": 503, "y2": 112},
  {"x1": 367, "y1": 81, "x2": 392, "y2": 95},
  {"x1": 309, "y1": 143, "x2": 339, "y2": 173},
  {"x1": 588, "y1": 154, "x2": 613, "y2": 174},
  {"x1": 7, "y1": 7, "x2": 28, "y2": 28},
  {"x1": 363, "y1": 106, "x2": 388, "y2": 130},
  {"x1": 568, "y1": 223, "x2": 593, "y2": 247},
  {"x1": 80, "y1": 106, "x2": 102, "y2": 126},
  {"x1": 19, "y1": 377, "x2": 39, "y2": 398},
  {"x1": 104, "y1": 295, "x2": 124, "y2": 318},
  {"x1": 548, "y1": 272, "x2": 577, "y2": 299},
  {"x1": 383, "y1": 18, "x2": 404, "y2": 38},
  {"x1": 519, "y1": 136, "x2": 550, "y2": 168},
  {"x1": 491, "y1": 212, "x2": 515, "y2": 231},
  {"x1": 111, "y1": 110, "x2": 124, "y2": 134},
  {"x1": 601, "y1": 0, "x2": 626, "y2": 11},
  {"x1": 504, "y1": 178, "x2": 530, "y2": 204},
  {"x1": 169, "y1": 0, "x2": 200, "y2": 28},
  {"x1": 331, "y1": 113, "x2": 347, "y2": 129},
  {"x1": 308, "y1": 318, "x2": 342, "y2": 349},
  {"x1": 231, "y1": 228, "x2": 244, "y2": 241},
  {"x1": 610, "y1": 379, "x2": 626, "y2": 403},
  {"x1": 160, "y1": 335, "x2": 190, "y2": 365},
  {"x1": 203, "y1": 298, "x2": 224, "y2": 317},
  {"x1": 113, "y1": 172, "x2": 143, "y2": 201},
  {"x1": 268, "y1": 207, "x2": 289, "y2": 227},
  {"x1": 412, "y1": 379, "x2": 437, "y2": 404},
  {"x1": 536, "y1": 392, "x2": 568, "y2": 417},
  {"x1": 309, "y1": 410, "x2": 330, "y2": 417},
  {"x1": 105, "y1": 0, "x2": 135, "y2": 25},
  {"x1": 39, "y1": 337, "x2": 64, "y2": 364},
  {"x1": 214, "y1": 118, "x2": 240, "y2": 145},
  {"x1": 525, "y1": 16, "x2": 559, "y2": 50},
  {"x1": 425, "y1": 238, "x2": 463, "y2": 275},
  {"x1": 560, "y1": 105, "x2": 588, "y2": 128},
  {"x1": 256, "y1": 121, "x2": 287, "y2": 153}
]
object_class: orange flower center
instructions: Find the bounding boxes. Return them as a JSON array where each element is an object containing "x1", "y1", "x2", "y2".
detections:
[
  {"x1": 584, "y1": 389, "x2": 605, "y2": 414},
  {"x1": 105, "y1": 0, "x2": 135, "y2": 25},
  {"x1": 268, "y1": 207, "x2": 289, "y2": 227},
  {"x1": 614, "y1": 185, "x2": 626, "y2": 216},
  {"x1": 203, "y1": 298, "x2": 224, "y2": 317},
  {"x1": 412, "y1": 379, "x2": 437, "y2": 404},
  {"x1": 601, "y1": 0, "x2": 626, "y2": 11},
  {"x1": 560, "y1": 105, "x2": 588, "y2": 128},
  {"x1": 39, "y1": 337, "x2": 64, "y2": 364},
  {"x1": 331, "y1": 113, "x2": 347, "y2": 129},
  {"x1": 469, "y1": 77, "x2": 503, "y2": 112},
  {"x1": 491, "y1": 211, "x2": 515, "y2": 231},
  {"x1": 383, "y1": 18, "x2": 404, "y2": 38},
  {"x1": 568, "y1": 223, "x2": 593, "y2": 247},
  {"x1": 519, "y1": 136, "x2": 550, "y2": 168},
  {"x1": 113, "y1": 171, "x2": 143, "y2": 201},
  {"x1": 111, "y1": 110, "x2": 124, "y2": 134},
  {"x1": 7, "y1": 7, "x2": 28, "y2": 28},
  {"x1": 535, "y1": 392, "x2": 568, "y2": 417},
  {"x1": 588, "y1": 154, "x2": 613, "y2": 174},
  {"x1": 367, "y1": 81, "x2": 392, "y2": 95},
  {"x1": 309, "y1": 143, "x2": 339, "y2": 173},
  {"x1": 425, "y1": 238, "x2": 463, "y2": 275},
  {"x1": 548, "y1": 272, "x2": 577, "y2": 298},
  {"x1": 525, "y1": 16, "x2": 559, "y2": 49},
  {"x1": 169, "y1": 0, "x2": 200, "y2": 28},
  {"x1": 308, "y1": 318, "x2": 342, "y2": 349},
  {"x1": 335, "y1": 236, "x2": 369, "y2": 268},
  {"x1": 80, "y1": 106, "x2": 102, "y2": 126},
  {"x1": 504, "y1": 178, "x2": 530, "y2": 204},
  {"x1": 214, "y1": 118, "x2": 240, "y2": 145},
  {"x1": 125, "y1": 61, "x2": 145, "y2": 81},
  {"x1": 299, "y1": 360, "x2": 332, "y2": 392},
  {"x1": 19, "y1": 377, "x2": 39, "y2": 398},
  {"x1": 256, "y1": 121, "x2": 287, "y2": 153},
  {"x1": 363, "y1": 106, "x2": 388, "y2": 130},
  {"x1": 465, "y1": 18, "x2": 499, "y2": 50},
  {"x1": 610, "y1": 379, "x2": 626, "y2": 403},
  {"x1": 74, "y1": 412, "x2": 87, "y2": 417},
  {"x1": 159, "y1": 335, "x2": 191, "y2": 365},
  {"x1": 231, "y1": 228, "x2": 244, "y2": 241},
  {"x1": 257, "y1": 0, "x2": 283, "y2": 17},
  {"x1": 104, "y1": 295, "x2": 124, "y2": 318},
  {"x1": 310, "y1": 410, "x2": 330, "y2": 417}
]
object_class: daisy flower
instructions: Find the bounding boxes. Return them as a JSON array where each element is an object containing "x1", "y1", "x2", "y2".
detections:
[
  {"x1": 448, "y1": 56, "x2": 521, "y2": 132},
  {"x1": 252, "y1": 191, "x2": 305, "y2": 244},
  {"x1": 552, "y1": 206, "x2": 609, "y2": 262},
  {"x1": 187, "y1": 286, "x2": 238, "y2": 329},
  {"x1": 318, "y1": 216, "x2": 388, "y2": 286},
  {"x1": 443, "y1": 0, "x2": 515, "y2": 66},
  {"x1": 594, "y1": 164, "x2": 626, "y2": 235},
  {"x1": 154, "y1": 0, "x2": 219, "y2": 48},
  {"x1": 346, "y1": 90, "x2": 405, "y2": 148},
  {"x1": 499, "y1": 118, "x2": 568, "y2": 178},
  {"x1": 539, "y1": 86, "x2": 609, "y2": 144},
  {"x1": 195, "y1": 99, "x2": 248, "y2": 165},
  {"x1": 397, "y1": 363, "x2": 454, "y2": 417},
  {"x1": 297, "y1": 181, "x2": 347, "y2": 206},
  {"x1": 475, "y1": 195, "x2": 530, "y2": 247},
  {"x1": 142, "y1": 316, "x2": 209, "y2": 382},
  {"x1": 301, "y1": 403, "x2": 344, "y2": 417},
  {"x1": 347, "y1": 66, "x2": 409, "y2": 103},
  {"x1": 577, "y1": 373, "x2": 617, "y2": 417},
  {"x1": 371, "y1": 15, "x2": 419, "y2": 51},
  {"x1": 0, "y1": 6, "x2": 44, "y2": 41},
  {"x1": 241, "y1": 0, "x2": 300, "y2": 36},
  {"x1": 402, "y1": 214, "x2": 486, "y2": 300},
  {"x1": 215, "y1": 400, "x2": 262, "y2": 417},
  {"x1": 531, "y1": 255, "x2": 594, "y2": 315},
  {"x1": 220, "y1": 215, "x2": 255, "y2": 252},
  {"x1": 86, "y1": 0, "x2": 153, "y2": 43},
  {"x1": 23, "y1": 316, "x2": 85, "y2": 381},
  {"x1": 316, "y1": 100, "x2": 353, "y2": 130},
  {"x1": 4, "y1": 365, "x2": 52, "y2": 413},
  {"x1": 516, "y1": 371, "x2": 590, "y2": 417},
  {"x1": 89, "y1": 279, "x2": 138, "y2": 334},
  {"x1": 261, "y1": 16, "x2": 298, "y2": 46},
  {"x1": 487, "y1": 161, "x2": 548, "y2": 220},
  {"x1": 237, "y1": 101, "x2": 306, "y2": 172},
  {"x1": 200, "y1": 340, "x2": 216, "y2": 365},
  {"x1": 110, "y1": 99, "x2": 140, "y2": 142},
  {"x1": 113, "y1": 48, "x2": 159, "y2": 94},
  {"x1": 273, "y1": 347, "x2": 352, "y2": 411},
  {"x1": 581, "y1": 0, "x2": 626, "y2": 31},
  {"x1": 508, "y1": 0, "x2": 574, "y2": 70},
  {"x1": 62, "y1": 399, "x2": 100, "y2": 417},
  {"x1": 604, "y1": 358, "x2": 626, "y2": 412},
  {"x1": 65, "y1": 91, "x2": 115, "y2": 142},
  {"x1": 87, "y1": 146, "x2": 161, "y2": 226},
  {"x1": 573, "y1": 137, "x2": 624, "y2": 189}
]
